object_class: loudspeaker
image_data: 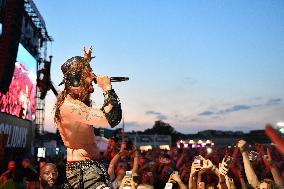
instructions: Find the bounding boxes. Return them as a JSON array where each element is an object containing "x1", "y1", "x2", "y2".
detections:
[{"x1": 0, "y1": 0, "x2": 24, "y2": 94}]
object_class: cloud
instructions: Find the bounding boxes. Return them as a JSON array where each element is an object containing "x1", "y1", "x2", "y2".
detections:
[
  {"x1": 198, "y1": 111, "x2": 215, "y2": 116},
  {"x1": 220, "y1": 105, "x2": 252, "y2": 114},
  {"x1": 266, "y1": 98, "x2": 282, "y2": 106},
  {"x1": 198, "y1": 97, "x2": 283, "y2": 117},
  {"x1": 145, "y1": 110, "x2": 167, "y2": 120}
]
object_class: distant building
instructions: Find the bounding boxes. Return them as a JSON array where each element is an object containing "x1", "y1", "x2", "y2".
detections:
[{"x1": 115, "y1": 133, "x2": 172, "y2": 148}]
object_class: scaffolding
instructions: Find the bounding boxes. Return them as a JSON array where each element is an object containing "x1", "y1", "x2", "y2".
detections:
[{"x1": 23, "y1": 0, "x2": 53, "y2": 134}]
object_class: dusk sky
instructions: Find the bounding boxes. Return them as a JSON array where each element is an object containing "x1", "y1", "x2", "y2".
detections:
[{"x1": 33, "y1": 0, "x2": 284, "y2": 134}]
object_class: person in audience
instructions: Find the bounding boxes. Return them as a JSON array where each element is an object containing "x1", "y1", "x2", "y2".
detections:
[
  {"x1": 119, "y1": 175, "x2": 137, "y2": 189},
  {"x1": 103, "y1": 137, "x2": 119, "y2": 164},
  {"x1": 0, "y1": 160, "x2": 15, "y2": 184},
  {"x1": 167, "y1": 171, "x2": 187, "y2": 189},
  {"x1": 39, "y1": 163, "x2": 59, "y2": 189},
  {"x1": 238, "y1": 139, "x2": 280, "y2": 189},
  {"x1": 0, "y1": 165, "x2": 25, "y2": 189}
]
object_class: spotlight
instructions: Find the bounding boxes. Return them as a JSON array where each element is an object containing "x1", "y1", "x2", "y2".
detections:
[{"x1": 206, "y1": 147, "x2": 212, "y2": 154}]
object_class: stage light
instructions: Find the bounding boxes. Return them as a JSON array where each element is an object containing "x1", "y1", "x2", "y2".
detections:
[
  {"x1": 140, "y1": 145, "x2": 152, "y2": 152},
  {"x1": 206, "y1": 147, "x2": 212, "y2": 154},
  {"x1": 277, "y1": 122, "x2": 284, "y2": 134},
  {"x1": 159, "y1": 145, "x2": 170, "y2": 150},
  {"x1": 206, "y1": 140, "x2": 211, "y2": 144}
]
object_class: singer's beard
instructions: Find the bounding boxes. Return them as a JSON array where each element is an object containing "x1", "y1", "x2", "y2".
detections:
[{"x1": 70, "y1": 81, "x2": 93, "y2": 107}]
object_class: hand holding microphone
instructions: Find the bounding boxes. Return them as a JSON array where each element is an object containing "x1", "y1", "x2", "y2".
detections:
[{"x1": 95, "y1": 75, "x2": 129, "y2": 91}]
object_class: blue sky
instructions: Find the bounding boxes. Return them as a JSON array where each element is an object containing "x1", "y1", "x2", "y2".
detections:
[
  {"x1": 33, "y1": 0, "x2": 284, "y2": 133},
  {"x1": 17, "y1": 44, "x2": 37, "y2": 74}
]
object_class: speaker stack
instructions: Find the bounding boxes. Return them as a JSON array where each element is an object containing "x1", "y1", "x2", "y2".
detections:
[{"x1": 0, "y1": 0, "x2": 24, "y2": 94}]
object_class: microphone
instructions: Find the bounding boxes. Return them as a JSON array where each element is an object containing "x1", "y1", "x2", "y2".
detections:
[
  {"x1": 110, "y1": 77, "x2": 129, "y2": 82},
  {"x1": 93, "y1": 77, "x2": 129, "y2": 84}
]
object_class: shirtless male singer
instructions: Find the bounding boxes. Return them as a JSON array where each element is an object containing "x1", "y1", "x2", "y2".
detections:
[{"x1": 54, "y1": 47, "x2": 122, "y2": 188}]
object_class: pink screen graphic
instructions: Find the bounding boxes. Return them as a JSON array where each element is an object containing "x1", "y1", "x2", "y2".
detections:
[{"x1": 0, "y1": 62, "x2": 36, "y2": 121}]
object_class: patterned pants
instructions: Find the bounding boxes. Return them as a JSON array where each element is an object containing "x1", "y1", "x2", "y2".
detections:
[{"x1": 63, "y1": 160, "x2": 112, "y2": 189}]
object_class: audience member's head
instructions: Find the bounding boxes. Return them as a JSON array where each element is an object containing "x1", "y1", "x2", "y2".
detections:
[
  {"x1": 39, "y1": 158, "x2": 47, "y2": 169},
  {"x1": 109, "y1": 137, "x2": 118, "y2": 148},
  {"x1": 39, "y1": 163, "x2": 58, "y2": 189},
  {"x1": 259, "y1": 179, "x2": 277, "y2": 189},
  {"x1": 22, "y1": 158, "x2": 30, "y2": 169},
  {"x1": 7, "y1": 160, "x2": 15, "y2": 171},
  {"x1": 141, "y1": 170, "x2": 154, "y2": 185}
]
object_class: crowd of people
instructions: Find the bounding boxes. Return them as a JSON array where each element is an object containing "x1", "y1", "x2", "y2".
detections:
[
  {"x1": 0, "y1": 125, "x2": 283, "y2": 189},
  {"x1": 0, "y1": 62, "x2": 36, "y2": 120},
  {"x1": 0, "y1": 158, "x2": 61, "y2": 189},
  {"x1": 101, "y1": 136, "x2": 283, "y2": 189}
]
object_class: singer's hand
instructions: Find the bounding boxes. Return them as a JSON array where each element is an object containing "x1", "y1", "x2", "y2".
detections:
[{"x1": 96, "y1": 75, "x2": 112, "y2": 91}]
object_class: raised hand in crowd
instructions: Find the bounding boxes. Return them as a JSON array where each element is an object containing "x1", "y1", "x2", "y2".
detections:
[
  {"x1": 262, "y1": 147, "x2": 284, "y2": 188},
  {"x1": 119, "y1": 175, "x2": 137, "y2": 189},
  {"x1": 188, "y1": 158, "x2": 202, "y2": 189},
  {"x1": 108, "y1": 141, "x2": 127, "y2": 177},
  {"x1": 254, "y1": 142, "x2": 265, "y2": 164},
  {"x1": 225, "y1": 176, "x2": 237, "y2": 189},
  {"x1": 198, "y1": 156, "x2": 214, "y2": 175},
  {"x1": 131, "y1": 146, "x2": 140, "y2": 177},
  {"x1": 167, "y1": 171, "x2": 187, "y2": 189},
  {"x1": 218, "y1": 158, "x2": 229, "y2": 177},
  {"x1": 238, "y1": 139, "x2": 260, "y2": 188},
  {"x1": 238, "y1": 139, "x2": 280, "y2": 189},
  {"x1": 218, "y1": 158, "x2": 229, "y2": 189}
]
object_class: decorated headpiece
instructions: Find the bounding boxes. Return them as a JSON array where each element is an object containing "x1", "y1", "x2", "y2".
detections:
[{"x1": 59, "y1": 47, "x2": 95, "y2": 86}]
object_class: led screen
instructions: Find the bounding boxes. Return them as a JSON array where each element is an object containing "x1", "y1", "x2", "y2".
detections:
[{"x1": 0, "y1": 43, "x2": 37, "y2": 121}]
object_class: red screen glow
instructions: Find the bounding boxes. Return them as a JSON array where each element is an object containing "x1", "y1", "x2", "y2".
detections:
[{"x1": 0, "y1": 62, "x2": 36, "y2": 121}]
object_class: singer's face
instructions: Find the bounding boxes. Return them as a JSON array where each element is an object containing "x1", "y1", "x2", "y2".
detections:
[{"x1": 69, "y1": 67, "x2": 95, "y2": 104}]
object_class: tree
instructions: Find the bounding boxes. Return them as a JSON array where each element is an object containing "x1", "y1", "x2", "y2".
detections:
[{"x1": 144, "y1": 120, "x2": 177, "y2": 135}]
